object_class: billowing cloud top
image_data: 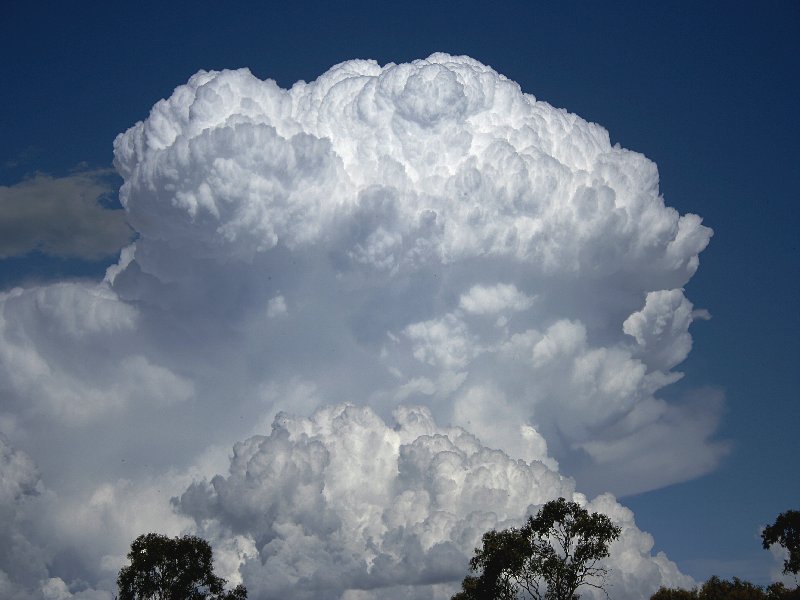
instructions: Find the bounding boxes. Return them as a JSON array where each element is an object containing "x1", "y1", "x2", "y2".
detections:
[
  {"x1": 0, "y1": 54, "x2": 723, "y2": 599},
  {"x1": 115, "y1": 53, "x2": 707, "y2": 282}
]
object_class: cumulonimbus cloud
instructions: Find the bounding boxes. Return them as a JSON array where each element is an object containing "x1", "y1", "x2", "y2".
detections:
[
  {"x1": 0, "y1": 53, "x2": 724, "y2": 598},
  {"x1": 108, "y1": 53, "x2": 724, "y2": 491}
]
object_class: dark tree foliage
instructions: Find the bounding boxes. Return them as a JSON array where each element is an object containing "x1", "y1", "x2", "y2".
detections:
[
  {"x1": 699, "y1": 576, "x2": 771, "y2": 600},
  {"x1": 650, "y1": 577, "x2": 800, "y2": 600},
  {"x1": 762, "y1": 510, "x2": 800, "y2": 577},
  {"x1": 766, "y1": 583, "x2": 800, "y2": 600},
  {"x1": 452, "y1": 497, "x2": 622, "y2": 600},
  {"x1": 117, "y1": 533, "x2": 247, "y2": 600},
  {"x1": 650, "y1": 586, "x2": 698, "y2": 600}
]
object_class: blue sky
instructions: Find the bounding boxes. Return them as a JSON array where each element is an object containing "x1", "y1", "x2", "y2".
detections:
[{"x1": 1, "y1": 1, "x2": 798, "y2": 595}]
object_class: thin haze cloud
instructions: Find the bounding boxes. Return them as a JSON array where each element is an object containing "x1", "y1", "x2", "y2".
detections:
[{"x1": 0, "y1": 54, "x2": 723, "y2": 599}]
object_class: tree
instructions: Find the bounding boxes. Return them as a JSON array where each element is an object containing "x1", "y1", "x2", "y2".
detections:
[
  {"x1": 649, "y1": 577, "x2": 800, "y2": 600},
  {"x1": 453, "y1": 497, "x2": 622, "y2": 600},
  {"x1": 117, "y1": 533, "x2": 247, "y2": 600},
  {"x1": 697, "y1": 576, "x2": 767, "y2": 600},
  {"x1": 650, "y1": 586, "x2": 698, "y2": 600},
  {"x1": 766, "y1": 583, "x2": 800, "y2": 600},
  {"x1": 762, "y1": 510, "x2": 800, "y2": 578}
]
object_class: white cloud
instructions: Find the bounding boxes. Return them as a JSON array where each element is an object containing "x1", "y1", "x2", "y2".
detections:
[
  {"x1": 0, "y1": 283, "x2": 192, "y2": 426},
  {"x1": 176, "y1": 405, "x2": 694, "y2": 600},
  {"x1": 0, "y1": 171, "x2": 133, "y2": 260},
  {"x1": 458, "y1": 283, "x2": 533, "y2": 315},
  {"x1": 0, "y1": 437, "x2": 49, "y2": 600},
  {"x1": 766, "y1": 537, "x2": 798, "y2": 587},
  {"x1": 266, "y1": 294, "x2": 288, "y2": 318},
  {"x1": 404, "y1": 314, "x2": 477, "y2": 370},
  {"x1": 623, "y1": 289, "x2": 696, "y2": 371},
  {"x1": 40, "y1": 578, "x2": 72, "y2": 600},
  {"x1": 0, "y1": 54, "x2": 722, "y2": 596}
]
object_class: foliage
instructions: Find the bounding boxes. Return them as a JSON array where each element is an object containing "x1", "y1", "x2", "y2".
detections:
[
  {"x1": 650, "y1": 586, "x2": 698, "y2": 600},
  {"x1": 699, "y1": 576, "x2": 772, "y2": 600},
  {"x1": 117, "y1": 533, "x2": 247, "y2": 600},
  {"x1": 766, "y1": 583, "x2": 800, "y2": 600},
  {"x1": 452, "y1": 497, "x2": 622, "y2": 600},
  {"x1": 650, "y1": 576, "x2": 800, "y2": 600},
  {"x1": 762, "y1": 510, "x2": 800, "y2": 577}
]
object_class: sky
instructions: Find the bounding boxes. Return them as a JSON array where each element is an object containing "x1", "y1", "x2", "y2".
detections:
[{"x1": 0, "y1": 2, "x2": 798, "y2": 599}]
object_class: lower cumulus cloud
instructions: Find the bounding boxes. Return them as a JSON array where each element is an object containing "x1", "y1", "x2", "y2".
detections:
[
  {"x1": 177, "y1": 404, "x2": 694, "y2": 600},
  {"x1": 0, "y1": 54, "x2": 724, "y2": 598}
]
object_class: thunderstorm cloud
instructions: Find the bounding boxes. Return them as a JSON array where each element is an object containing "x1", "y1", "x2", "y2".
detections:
[{"x1": 0, "y1": 54, "x2": 721, "y2": 598}]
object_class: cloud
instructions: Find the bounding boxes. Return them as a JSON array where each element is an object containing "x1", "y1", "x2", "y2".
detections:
[
  {"x1": 0, "y1": 283, "x2": 192, "y2": 426},
  {"x1": 765, "y1": 537, "x2": 797, "y2": 587},
  {"x1": 176, "y1": 404, "x2": 694, "y2": 599},
  {"x1": 458, "y1": 283, "x2": 533, "y2": 315},
  {"x1": 107, "y1": 53, "x2": 721, "y2": 490},
  {"x1": 0, "y1": 54, "x2": 723, "y2": 596},
  {"x1": 623, "y1": 289, "x2": 695, "y2": 371},
  {"x1": 0, "y1": 436, "x2": 51, "y2": 600},
  {"x1": 0, "y1": 171, "x2": 133, "y2": 260},
  {"x1": 0, "y1": 433, "x2": 202, "y2": 600}
]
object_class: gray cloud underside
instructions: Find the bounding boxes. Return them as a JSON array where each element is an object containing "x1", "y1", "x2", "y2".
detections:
[
  {"x1": 0, "y1": 171, "x2": 133, "y2": 261},
  {"x1": 0, "y1": 54, "x2": 723, "y2": 598}
]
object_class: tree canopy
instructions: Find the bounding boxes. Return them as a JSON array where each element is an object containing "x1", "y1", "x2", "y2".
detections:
[
  {"x1": 117, "y1": 533, "x2": 247, "y2": 600},
  {"x1": 651, "y1": 509, "x2": 800, "y2": 600},
  {"x1": 452, "y1": 497, "x2": 621, "y2": 600},
  {"x1": 650, "y1": 576, "x2": 800, "y2": 600},
  {"x1": 762, "y1": 510, "x2": 800, "y2": 577}
]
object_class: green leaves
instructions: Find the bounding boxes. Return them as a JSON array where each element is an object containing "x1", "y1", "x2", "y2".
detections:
[
  {"x1": 117, "y1": 533, "x2": 247, "y2": 600},
  {"x1": 762, "y1": 510, "x2": 800, "y2": 576},
  {"x1": 651, "y1": 510, "x2": 800, "y2": 600},
  {"x1": 651, "y1": 576, "x2": 800, "y2": 600},
  {"x1": 453, "y1": 498, "x2": 621, "y2": 600}
]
